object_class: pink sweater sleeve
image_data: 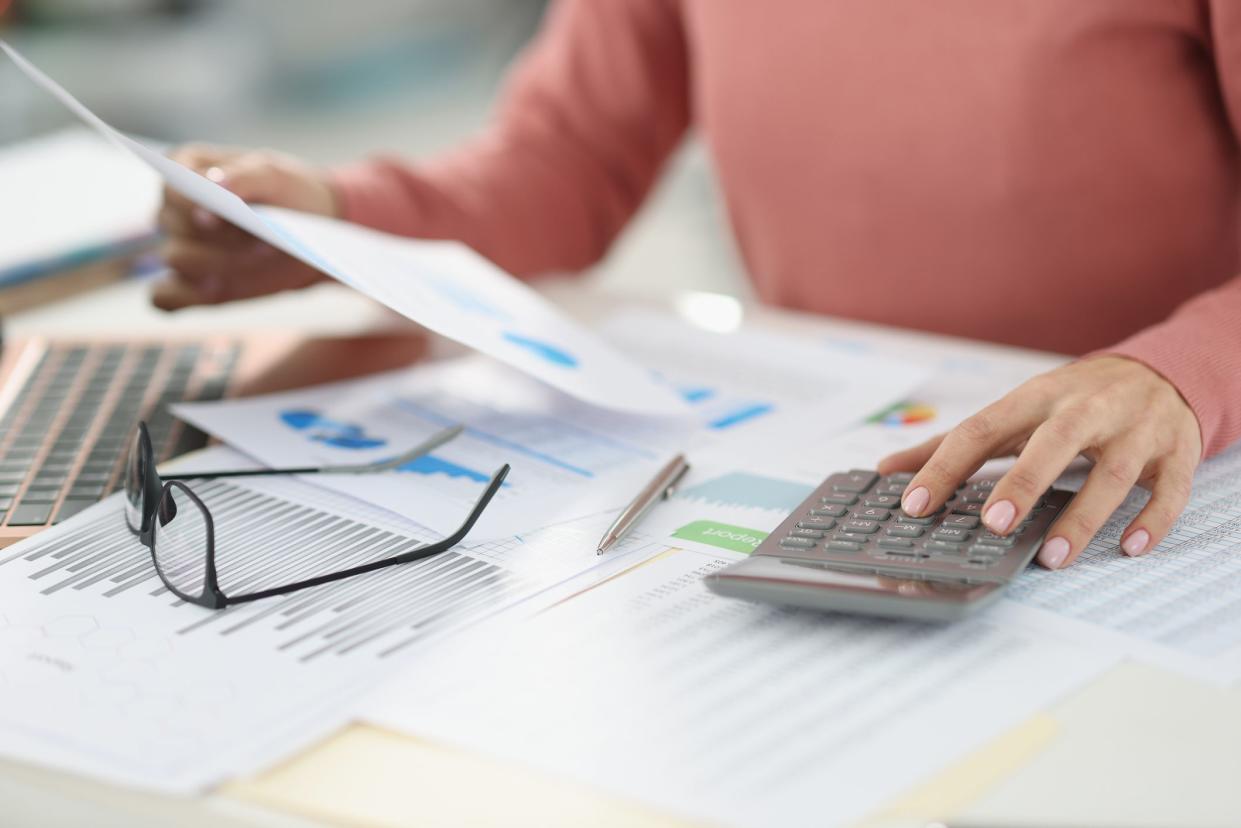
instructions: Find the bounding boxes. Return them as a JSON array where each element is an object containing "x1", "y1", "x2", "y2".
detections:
[
  {"x1": 1102, "y1": 3, "x2": 1241, "y2": 459},
  {"x1": 329, "y1": 0, "x2": 690, "y2": 278},
  {"x1": 1103, "y1": 277, "x2": 1241, "y2": 458}
]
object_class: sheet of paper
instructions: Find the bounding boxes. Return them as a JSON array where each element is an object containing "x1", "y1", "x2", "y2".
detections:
[
  {"x1": 0, "y1": 41, "x2": 688, "y2": 418},
  {"x1": 0, "y1": 447, "x2": 666, "y2": 792},
  {"x1": 176, "y1": 357, "x2": 693, "y2": 540},
  {"x1": 995, "y1": 441, "x2": 1241, "y2": 685},
  {"x1": 601, "y1": 311, "x2": 932, "y2": 445},
  {"x1": 360, "y1": 548, "x2": 1115, "y2": 828}
]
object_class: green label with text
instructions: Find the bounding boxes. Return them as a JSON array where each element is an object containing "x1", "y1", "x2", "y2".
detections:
[{"x1": 672, "y1": 520, "x2": 768, "y2": 554}]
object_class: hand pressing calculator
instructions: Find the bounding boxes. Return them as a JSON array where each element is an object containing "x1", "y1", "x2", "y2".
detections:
[{"x1": 705, "y1": 469, "x2": 1073, "y2": 621}]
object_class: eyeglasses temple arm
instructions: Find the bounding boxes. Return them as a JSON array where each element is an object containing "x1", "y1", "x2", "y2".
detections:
[{"x1": 221, "y1": 463, "x2": 510, "y2": 606}]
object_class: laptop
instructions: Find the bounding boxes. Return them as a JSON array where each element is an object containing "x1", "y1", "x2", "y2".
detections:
[{"x1": 0, "y1": 331, "x2": 429, "y2": 547}]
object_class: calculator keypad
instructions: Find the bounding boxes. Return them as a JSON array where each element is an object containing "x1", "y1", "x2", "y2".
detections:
[{"x1": 755, "y1": 469, "x2": 1072, "y2": 584}]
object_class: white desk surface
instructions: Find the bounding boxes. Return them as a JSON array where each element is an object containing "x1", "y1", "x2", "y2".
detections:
[{"x1": 4, "y1": 277, "x2": 1239, "y2": 828}]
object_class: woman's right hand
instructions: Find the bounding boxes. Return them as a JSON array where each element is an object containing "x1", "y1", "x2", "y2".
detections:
[{"x1": 153, "y1": 145, "x2": 339, "y2": 311}]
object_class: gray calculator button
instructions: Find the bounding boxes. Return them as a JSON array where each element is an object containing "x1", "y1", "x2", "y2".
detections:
[
  {"x1": 826, "y1": 540, "x2": 863, "y2": 552},
  {"x1": 780, "y1": 536, "x2": 817, "y2": 549},
  {"x1": 951, "y1": 502, "x2": 983, "y2": 517},
  {"x1": 811, "y1": 504, "x2": 847, "y2": 517},
  {"x1": 942, "y1": 514, "x2": 980, "y2": 529},
  {"x1": 877, "y1": 537, "x2": 914, "y2": 549},
  {"x1": 926, "y1": 540, "x2": 967, "y2": 553},
  {"x1": 895, "y1": 513, "x2": 935, "y2": 525},
  {"x1": 876, "y1": 482, "x2": 908, "y2": 496},
  {"x1": 886, "y1": 472, "x2": 914, "y2": 483},
  {"x1": 978, "y1": 532, "x2": 1015, "y2": 547},
  {"x1": 863, "y1": 494, "x2": 901, "y2": 509},
  {"x1": 797, "y1": 520, "x2": 836, "y2": 531},
  {"x1": 792, "y1": 528, "x2": 826, "y2": 539},
  {"x1": 961, "y1": 491, "x2": 989, "y2": 504},
  {"x1": 970, "y1": 480, "x2": 996, "y2": 491},
  {"x1": 970, "y1": 544, "x2": 1007, "y2": 556},
  {"x1": 834, "y1": 532, "x2": 873, "y2": 544},
  {"x1": 828, "y1": 470, "x2": 880, "y2": 493},
  {"x1": 842, "y1": 519, "x2": 880, "y2": 534},
  {"x1": 852, "y1": 507, "x2": 891, "y2": 522},
  {"x1": 885, "y1": 524, "x2": 924, "y2": 538},
  {"x1": 932, "y1": 527, "x2": 972, "y2": 542},
  {"x1": 821, "y1": 493, "x2": 859, "y2": 505},
  {"x1": 968, "y1": 557, "x2": 998, "y2": 566}
]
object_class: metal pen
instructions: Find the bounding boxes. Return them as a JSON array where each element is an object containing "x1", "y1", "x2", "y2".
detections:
[{"x1": 597, "y1": 453, "x2": 690, "y2": 554}]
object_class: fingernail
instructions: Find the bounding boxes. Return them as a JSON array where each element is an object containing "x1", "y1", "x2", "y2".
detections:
[
  {"x1": 1122, "y1": 529, "x2": 1150, "y2": 557},
  {"x1": 983, "y1": 500, "x2": 1016, "y2": 534},
  {"x1": 192, "y1": 207, "x2": 218, "y2": 230},
  {"x1": 903, "y1": 486, "x2": 930, "y2": 516},
  {"x1": 1038, "y1": 536, "x2": 1070, "y2": 570},
  {"x1": 204, "y1": 165, "x2": 226, "y2": 183}
]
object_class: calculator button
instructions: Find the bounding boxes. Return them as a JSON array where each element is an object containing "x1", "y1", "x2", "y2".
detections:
[
  {"x1": 970, "y1": 544, "x2": 1008, "y2": 556},
  {"x1": 834, "y1": 532, "x2": 873, "y2": 544},
  {"x1": 978, "y1": 532, "x2": 1015, "y2": 547},
  {"x1": 886, "y1": 472, "x2": 914, "y2": 483},
  {"x1": 926, "y1": 540, "x2": 967, "y2": 553},
  {"x1": 895, "y1": 513, "x2": 935, "y2": 525},
  {"x1": 876, "y1": 482, "x2": 907, "y2": 496},
  {"x1": 826, "y1": 540, "x2": 863, "y2": 552},
  {"x1": 885, "y1": 524, "x2": 924, "y2": 538},
  {"x1": 852, "y1": 507, "x2": 891, "y2": 522},
  {"x1": 827, "y1": 470, "x2": 880, "y2": 493},
  {"x1": 951, "y1": 503, "x2": 983, "y2": 516},
  {"x1": 941, "y1": 514, "x2": 980, "y2": 530},
  {"x1": 970, "y1": 480, "x2": 996, "y2": 491},
  {"x1": 863, "y1": 494, "x2": 901, "y2": 509},
  {"x1": 877, "y1": 537, "x2": 915, "y2": 550},
  {"x1": 842, "y1": 518, "x2": 880, "y2": 534},
  {"x1": 931, "y1": 527, "x2": 972, "y2": 542},
  {"x1": 797, "y1": 520, "x2": 836, "y2": 531},
  {"x1": 967, "y1": 557, "x2": 998, "y2": 566},
  {"x1": 792, "y1": 528, "x2": 826, "y2": 539},
  {"x1": 821, "y1": 493, "x2": 859, "y2": 505},
  {"x1": 960, "y1": 491, "x2": 989, "y2": 504},
  {"x1": 810, "y1": 504, "x2": 847, "y2": 518},
  {"x1": 780, "y1": 536, "x2": 817, "y2": 549}
]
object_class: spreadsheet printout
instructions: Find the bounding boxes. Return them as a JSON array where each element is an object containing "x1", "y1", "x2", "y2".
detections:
[
  {"x1": 0, "y1": 448, "x2": 662, "y2": 791},
  {"x1": 999, "y1": 442, "x2": 1241, "y2": 684},
  {"x1": 362, "y1": 548, "x2": 1114, "y2": 828}
]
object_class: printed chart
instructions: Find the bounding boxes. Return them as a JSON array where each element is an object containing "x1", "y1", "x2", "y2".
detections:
[
  {"x1": 0, "y1": 450, "x2": 665, "y2": 792},
  {"x1": 177, "y1": 358, "x2": 692, "y2": 540}
]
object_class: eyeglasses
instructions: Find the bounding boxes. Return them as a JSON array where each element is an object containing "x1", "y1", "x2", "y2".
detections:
[{"x1": 124, "y1": 421, "x2": 509, "y2": 610}]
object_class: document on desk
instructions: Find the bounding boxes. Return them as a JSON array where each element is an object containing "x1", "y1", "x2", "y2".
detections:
[
  {"x1": 360, "y1": 548, "x2": 1114, "y2": 828},
  {"x1": 175, "y1": 322, "x2": 928, "y2": 541},
  {"x1": 176, "y1": 357, "x2": 694, "y2": 540},
  {"x1": 0, "y1": 447, "x2": 666, "y2": 792},
  {"x1": 996, "y1": 441, "x2": 1241, "y2": 685},
  {"x1": 0, "y1": 41, "x2": 687, "y2": 418},
  {"x1": 601, "y1": 311, "x2": 932, "y2": 446}
]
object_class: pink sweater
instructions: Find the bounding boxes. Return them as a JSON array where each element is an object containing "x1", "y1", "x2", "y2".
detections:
[{"x1": 332, "y1": 0, "x2": 1241, "y2": 457}]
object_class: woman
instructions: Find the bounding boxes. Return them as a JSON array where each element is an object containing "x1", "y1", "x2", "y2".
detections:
[{"x1": 157, "y1": 1, "x2": 1240, "y2": 570}]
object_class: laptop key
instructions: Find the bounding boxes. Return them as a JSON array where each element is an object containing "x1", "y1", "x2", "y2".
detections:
[
  {"x1": 8, "y1": 502, "x2": 54, "y2": 526},
  {"x1": 53, "y1": 498, "x2": 96, "y2": 524}
]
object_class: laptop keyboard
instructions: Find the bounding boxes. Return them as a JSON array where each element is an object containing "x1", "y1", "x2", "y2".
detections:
[{"x1": 0, "y1": 341, "x2": 238, "y2": 527}]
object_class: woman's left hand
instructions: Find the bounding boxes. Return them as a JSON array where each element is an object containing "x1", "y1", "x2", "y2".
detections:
[{"x1": 877, "y1": 356, "x2": 1202, "y2": 570}]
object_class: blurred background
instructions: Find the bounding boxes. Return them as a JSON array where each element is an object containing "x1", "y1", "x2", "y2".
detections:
[{"x1": 0, "y1": 0, "x2": 749, "y2": 299}]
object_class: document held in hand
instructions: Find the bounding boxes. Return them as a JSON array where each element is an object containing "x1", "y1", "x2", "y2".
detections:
[{"x1": 0, "y1": 41, "x2": 690, "y2": 418}]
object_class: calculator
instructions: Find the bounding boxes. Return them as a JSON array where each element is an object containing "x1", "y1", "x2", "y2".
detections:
[{"x1": 705, "y1": 469, "x2": 1073, "y2": 621}]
